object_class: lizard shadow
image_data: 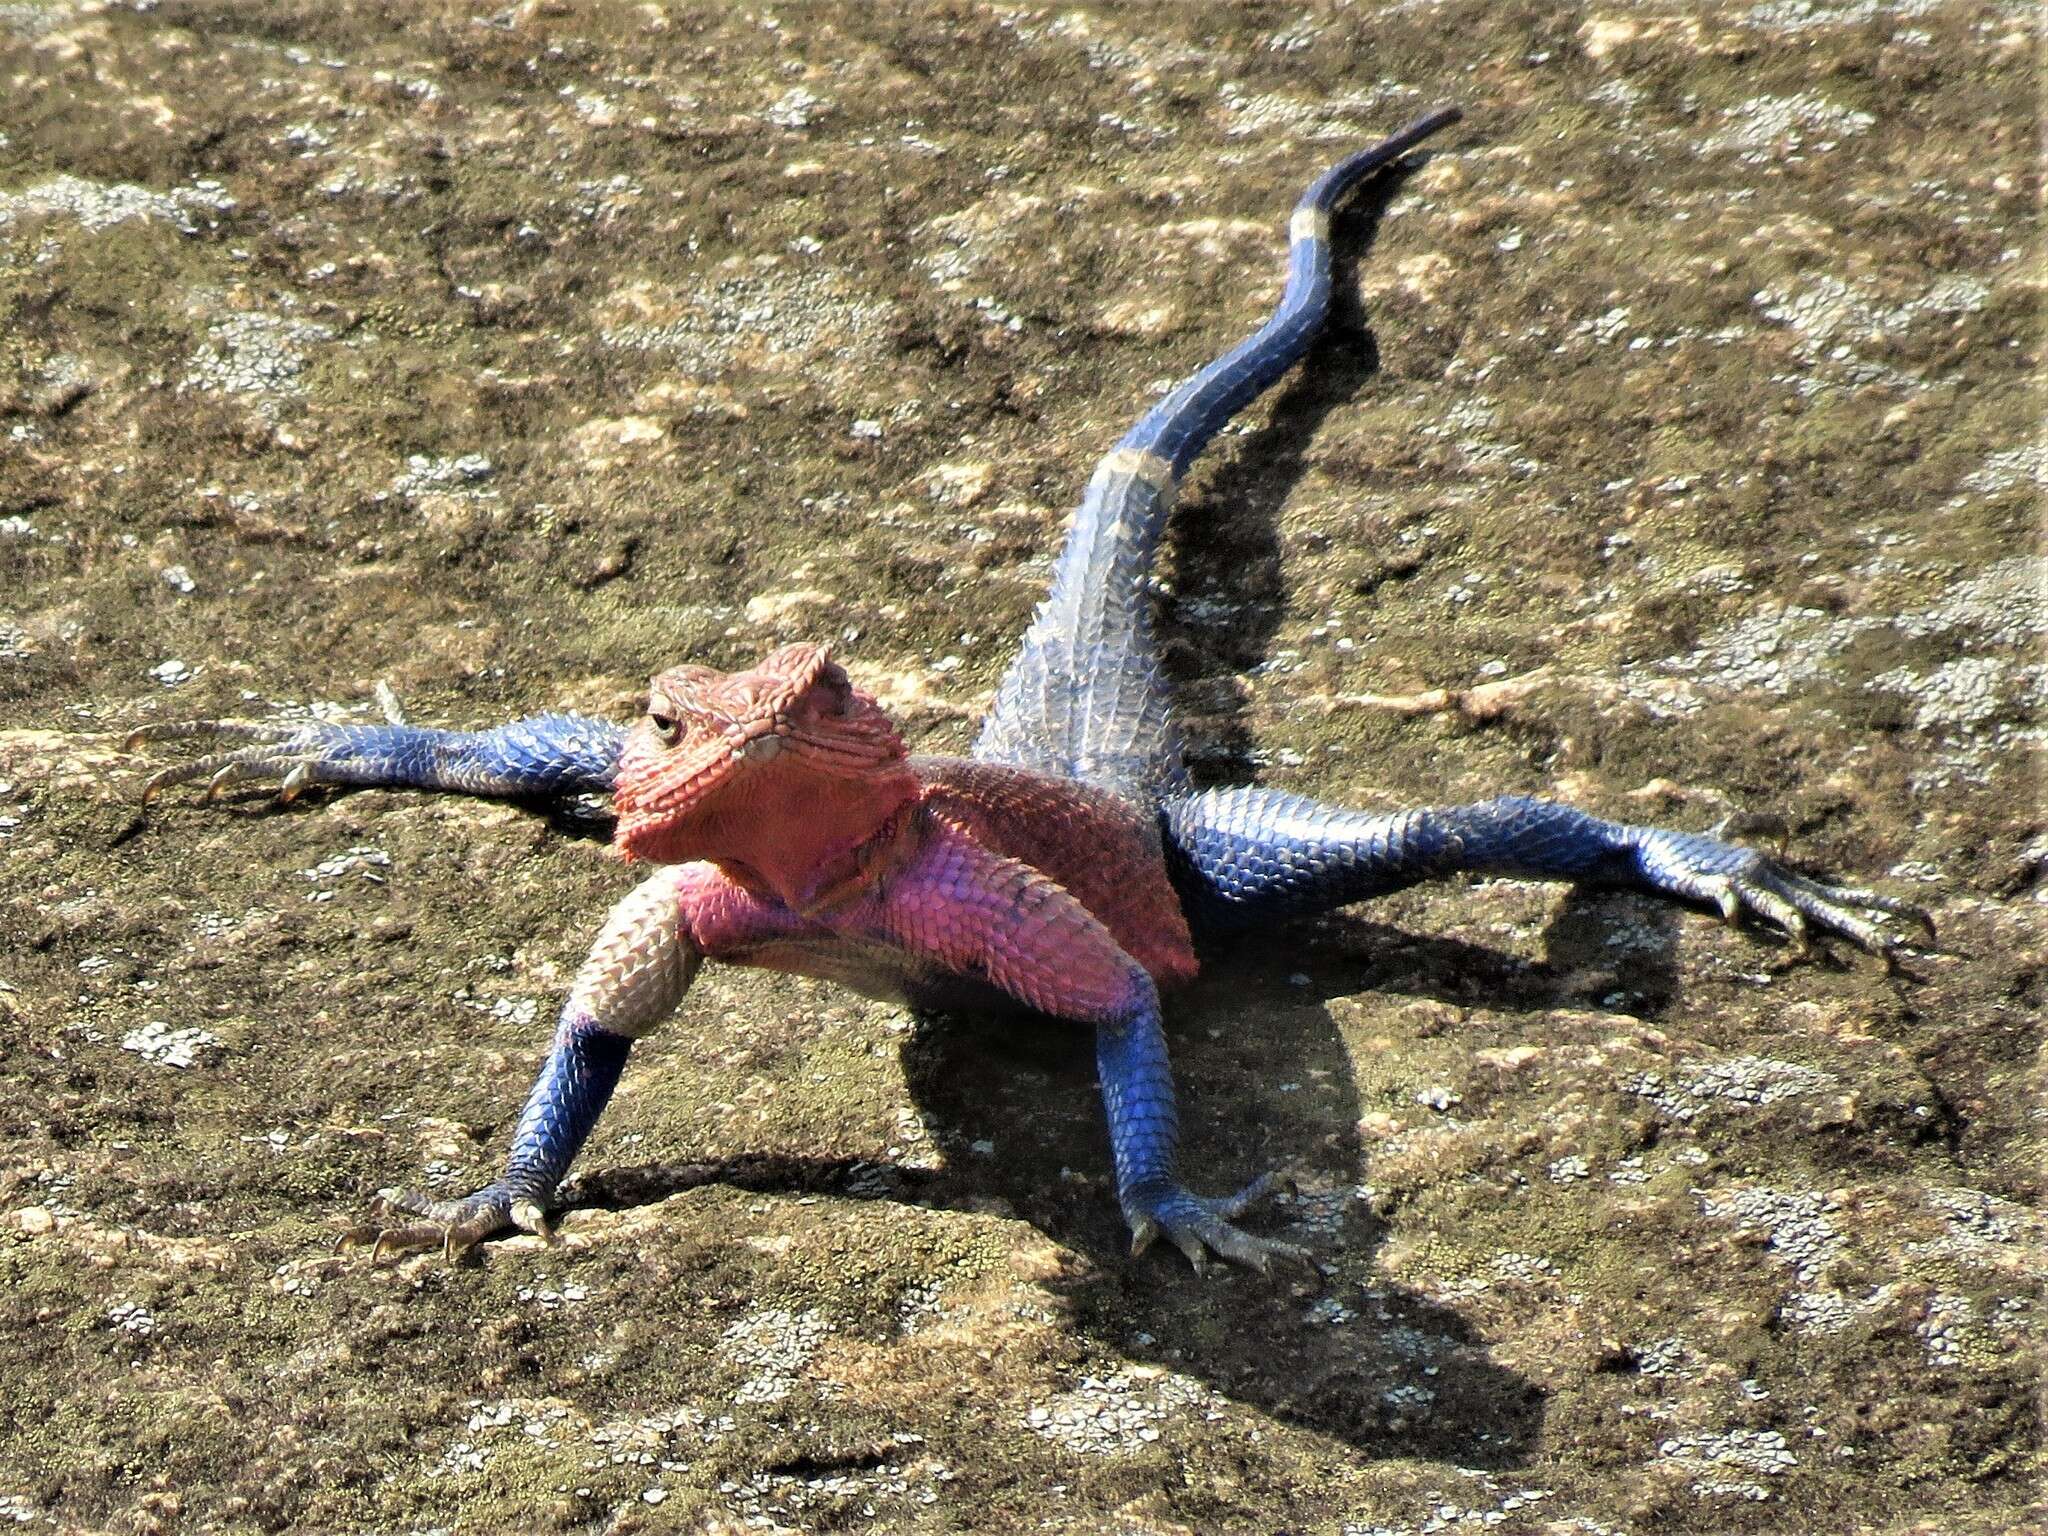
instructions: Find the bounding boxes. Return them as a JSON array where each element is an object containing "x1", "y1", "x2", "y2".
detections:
[
  {"x1": 1296, "y1": 888, "x2": 1688, "y2": 1021},
  {"x1": 890, "y1": 954, "x2": 1546, "y2": 1464},
  {"x1": 875, "y1": 871, "x2": 1714, "y2": 1461},
  {"x1": 881, "y1": 888, "x2": 1684, "y2": 1461}
]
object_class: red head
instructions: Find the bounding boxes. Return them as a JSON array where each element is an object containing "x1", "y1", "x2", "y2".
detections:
[{"x1": 614, "y1": 643, "x2": 918, "y2": 898}]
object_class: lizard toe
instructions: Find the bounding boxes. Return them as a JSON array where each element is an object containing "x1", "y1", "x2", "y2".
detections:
[
  {"x1": 1214, "y1": 1169, "x2": 1294, "y2": 1220},
  {"x1": 127, "y1": 718, "x2": 373, "y2": 806},
  {"x1": 335, "y1": 1184, "x2": 521, "y2": 1265},
  {"x1": 1639, "y1": 832, "x2": 1934, "y2": 963},
  {"x1": 1125, "y1": 1175, "x2": 1313, "y2": 1278},
  {"x1": 1167, "y1": 1228, "x2": 1212, "y2": 1275}
]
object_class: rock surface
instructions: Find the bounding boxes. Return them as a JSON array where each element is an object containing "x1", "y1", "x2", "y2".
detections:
[{"x1": 0, "y1": 3, "x2": 2038, "y2": 1532}]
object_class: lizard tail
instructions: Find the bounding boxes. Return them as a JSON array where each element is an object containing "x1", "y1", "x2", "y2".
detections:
[{"x1": 974, "y1": 106, "x2": 1463, "y2": 800}]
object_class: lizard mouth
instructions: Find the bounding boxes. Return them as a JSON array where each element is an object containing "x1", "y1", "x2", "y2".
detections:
[{"x1": 612, "y1": 712, "x2": 757, "y2": 851}]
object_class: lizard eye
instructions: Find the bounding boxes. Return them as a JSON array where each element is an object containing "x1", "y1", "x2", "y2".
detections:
[{"x1": 649, "y1": 712, "x2": 681, "y2": 746}]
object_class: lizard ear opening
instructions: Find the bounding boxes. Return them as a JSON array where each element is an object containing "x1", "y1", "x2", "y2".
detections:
[{"x1": 811, "y1": 659, "x2": 856, "y2": 715}]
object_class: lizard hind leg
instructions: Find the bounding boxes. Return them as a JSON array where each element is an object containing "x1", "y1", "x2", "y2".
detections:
[{"x1": 1164, "y1": 785, "x2": 1932, "y2": 960}]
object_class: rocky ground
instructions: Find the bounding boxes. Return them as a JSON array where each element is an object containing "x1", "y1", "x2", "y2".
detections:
[{"x1": 0, "y1": 2, "x2": 2040, "y2": 1533}]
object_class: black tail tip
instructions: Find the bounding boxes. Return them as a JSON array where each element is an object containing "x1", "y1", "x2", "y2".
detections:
[{"x1": 1400, "y1": 104, "x2": 1465, "y2": 148}]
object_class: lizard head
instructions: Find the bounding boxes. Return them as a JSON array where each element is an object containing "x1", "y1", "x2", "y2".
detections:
[{"x1": 613, "y1": 641, "x2": 914, "y2": 866}]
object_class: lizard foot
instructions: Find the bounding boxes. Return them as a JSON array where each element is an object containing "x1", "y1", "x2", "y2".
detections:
[
  {"x1": 334, "y1": 1182, "x2": 550, "y2": 1264},
  {"x1": 125, "y1": 719, "x2": 367, "y2": 805},
  {"x1": 1637, "y1": 832, "x2": 1936, "y2": 965},
  {"x1": 1126, "y1": 1172, "x2": 1315, "y2": 1277}
]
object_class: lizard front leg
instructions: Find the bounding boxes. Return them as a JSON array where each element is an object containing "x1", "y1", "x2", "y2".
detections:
[
  {"x1": 344, "y1": 864, "x2": 701, "y2": 1260},
  {"x1": 128, "y1": 711, "x2": 626, "y2": 807},
  {"x1": 889, "y1": 815, "x2": 1310, "y2": 1275},
  {"x1": 1095, "y1": 1001, "x2": 1307, "y2": 1274}
]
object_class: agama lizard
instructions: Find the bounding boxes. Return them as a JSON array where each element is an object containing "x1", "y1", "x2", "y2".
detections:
[{"x1": 128, "y1": 108, "x2": 1930, "y2": 1273}]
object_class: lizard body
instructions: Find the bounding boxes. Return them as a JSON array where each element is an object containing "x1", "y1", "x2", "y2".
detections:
[{"x1": 131, "y1": 108, "x2": 1928, "y2": 1272}]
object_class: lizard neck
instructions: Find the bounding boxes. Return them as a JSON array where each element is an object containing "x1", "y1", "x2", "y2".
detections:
[{"x1": 699, "y1": 766, "x2": 924, "y2": 916}]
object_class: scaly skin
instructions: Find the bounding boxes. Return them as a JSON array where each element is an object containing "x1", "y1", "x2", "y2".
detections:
[{"x1": 127, "y1": 107, "x2": 1932, "y2": 1274}]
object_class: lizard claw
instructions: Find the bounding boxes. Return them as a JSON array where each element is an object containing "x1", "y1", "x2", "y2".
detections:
[
  {"x1": 1128, "y1": 1215, "x2": 1160, "y2": 1261},
  {"x1": 1727, "y1": 862, "x2": 1932, "y2": 959},
  {"x1": 334, "y1": 1183, "x2": 526, "y2": 1265},
  {"x1": 1642, "y1": 833, "x2": 1935, "y2": 963},
  {"x1": 511, "y1": 1198, "x2": 556, "y2": 1245},
  {"x1": 127, "y1": 719, "x2": 360, "y2": 806},
  {"x1": 1123, "y1": 1172, "x2": 1314, "y2": 1278}
]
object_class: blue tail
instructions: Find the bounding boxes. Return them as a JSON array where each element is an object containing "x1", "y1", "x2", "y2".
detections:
[{"x1": 973, "y1": 107, "x2": 1462, "y2": 800}]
